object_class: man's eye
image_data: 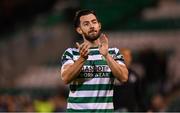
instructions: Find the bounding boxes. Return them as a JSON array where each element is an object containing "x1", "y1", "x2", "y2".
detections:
[{"x1": 83, "y1": 23, "x2": 88, "y2": 26}]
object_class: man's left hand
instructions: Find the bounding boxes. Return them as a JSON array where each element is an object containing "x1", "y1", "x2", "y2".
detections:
[{"x1": 99, "y1": 34, "x2": 109, "y2": 57}]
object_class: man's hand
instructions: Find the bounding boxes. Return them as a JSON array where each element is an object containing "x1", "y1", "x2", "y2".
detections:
[
  {"x1": 76, "y1": 42, "x2": 90, "y2": 60},
  {"x1": 99, "y1": 34, "x2": 128, "y2": 82},
  {"x1": 99, "y1": 34, "x2": 109, "y2": 57},
  {"x1": 61, "y1": 42, "x2": 90, "y2": 84}
]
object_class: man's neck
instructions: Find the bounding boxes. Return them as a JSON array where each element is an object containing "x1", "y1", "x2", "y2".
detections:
[{"x1": 84, "y1": 38, "x2": 100, "y2": 47}]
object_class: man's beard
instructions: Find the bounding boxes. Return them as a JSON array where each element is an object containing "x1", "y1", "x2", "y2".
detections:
[{"x1": 84, "y1": 30, "x2": 101, "y2": 42}]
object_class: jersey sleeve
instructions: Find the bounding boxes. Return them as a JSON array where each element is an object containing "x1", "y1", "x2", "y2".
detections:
[
  {"x1": 114, "y1": 48, "x2": 125, "y2": 66},
  {"x1": 61, "y1": 48, "x2": 74, "y2": 66}
]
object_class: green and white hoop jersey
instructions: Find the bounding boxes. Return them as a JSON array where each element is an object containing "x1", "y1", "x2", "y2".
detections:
[{"x1": 61, "y1": 47, "x2": 125, "y2": 112}]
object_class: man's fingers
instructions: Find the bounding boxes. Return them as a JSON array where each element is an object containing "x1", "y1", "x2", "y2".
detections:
[
  {"x1": 82, "y1": 45, "x2": 90, "y2": 56},
  {"x1": 76, "y1": 42, "x2": 80, "y2": 49},
  {"x1": 100, "y1": 34, "x2": 108, "y2": 44},
  {"x1": 103, "y1": 34, "x2": 108, "y2": 43},
  {"x1": 77, "y1": 42, "x2": 85, "y2": 51},
  {"x1": 81, "y1": 43, "x2": 89, "y2": 54},
  {"x1": 84, "y1": 50, "x2": 89, "y2": 56},
  {"x1": 77, "y1": 42, "x2": 90, "y2": 58}
]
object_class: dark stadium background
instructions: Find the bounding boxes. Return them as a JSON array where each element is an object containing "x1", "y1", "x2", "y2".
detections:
[{"x1": 0, "y1": 0, "x2": 180, "y2": 112}]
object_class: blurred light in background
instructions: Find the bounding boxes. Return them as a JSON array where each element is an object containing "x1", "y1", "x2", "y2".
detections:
[{"x1": 0, "y1": 0, "x2": 180, "y2": 112}]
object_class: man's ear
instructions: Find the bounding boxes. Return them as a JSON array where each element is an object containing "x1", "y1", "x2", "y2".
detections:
[
  {"x1": 99, "y1": 22, "x2": 101, "y2": 29},
  {"x1": 76, "y1": 27, "x2": 83, "y2": 34}
]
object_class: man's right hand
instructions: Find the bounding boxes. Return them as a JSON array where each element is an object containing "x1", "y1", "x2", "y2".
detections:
[
  {"x1": 76, "y1": 42, "x2": 90, "y2": 60},
  {"x1": 61, "y1": 42, "x2": 90, "y2": 84}
]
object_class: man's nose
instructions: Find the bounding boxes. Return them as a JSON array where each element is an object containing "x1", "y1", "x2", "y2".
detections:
[
  {"x1": 89, "y1": 25, "x2": 94, "y2": 30},
  {"x1": 89, "y1": 23, "x2": 94, "y2": 28}
]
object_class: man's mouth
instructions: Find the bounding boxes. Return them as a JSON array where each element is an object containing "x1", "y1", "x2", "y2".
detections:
[{"x1": 89, "y1": 31, "x2": 97, "y2": 34}]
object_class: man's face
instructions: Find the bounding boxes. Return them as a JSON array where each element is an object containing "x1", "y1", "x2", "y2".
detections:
[{"x1": 78, "y1": 14, "x2": 101, "y2": 41}]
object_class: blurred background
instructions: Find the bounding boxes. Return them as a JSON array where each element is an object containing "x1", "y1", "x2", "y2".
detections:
[{"x1": 0, "y1": 0, "x2": 180, "y2": 112}]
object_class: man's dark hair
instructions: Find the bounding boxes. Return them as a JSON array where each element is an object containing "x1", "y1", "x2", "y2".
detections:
[{"x1": 73, "y1": 9, "x2": 98, "y2": 28}]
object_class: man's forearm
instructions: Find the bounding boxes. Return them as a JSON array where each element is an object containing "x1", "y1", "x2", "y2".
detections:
[
  {"x1": 105, "y1": 54, "x2": 128, "y2": 82},
  {"x1": 61, "y1": 57, "x2": 86, "y2": 84}
]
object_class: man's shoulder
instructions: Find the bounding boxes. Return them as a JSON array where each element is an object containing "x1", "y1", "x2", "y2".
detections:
[
  {"x1": 62, "y1": 48, "x2": 79, "y2": 57},
  {"x1": 109, "y1": 47, "x2": 119, "y2": 50},
  {"x1": 108, "y1": 47, "x2": 120, "y2": 53},
  {"x1": 64, "y1": 47, "x2": 78, "y2": 52}
]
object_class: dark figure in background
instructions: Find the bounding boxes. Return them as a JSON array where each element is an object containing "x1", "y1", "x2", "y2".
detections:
[{"x1": 113, "y1": 48, "x2": 146, "y2": 112}]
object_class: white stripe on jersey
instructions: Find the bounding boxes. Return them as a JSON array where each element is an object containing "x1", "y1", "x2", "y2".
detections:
[
  {"x1": 67, "y1": 102, "x2": 113, "y2": 110},
  {"x1": 69, "y1": 90, "x2": 113, "y2": 97},
  {"x1": 117, "y1": 60, "x2": 125, "y2": 66},
  {"x1": 74, "y1": 54, "x2": 103, "y2": 61},
  {"x1": 71, "y1": 78, "x2": 113, "y2": 85}
]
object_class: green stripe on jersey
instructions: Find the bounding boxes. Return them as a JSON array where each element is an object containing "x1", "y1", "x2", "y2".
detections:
[
  {"x1": 67, "y1": 108, "x2": 114, "y2": 112},
  {"x1": 109, "y1": 50, "x2": 116, "y2": 55},
  {"x1": 70, "y1": 84, "x2": 113, "y2": 91},
  {"x1": 73, "y1": 50, "x2": 116, "y2": 56},
  {"x1": 84, "y1": 60, "x2": 107, "y2": 65},
  {"x1": 63, "y1": 47, "x2": 120, "y2": 111},
  {"x1": 72, "y1": 50, "x2": 79, "y2": 56},
  {"x1": 64, "y1": 51, "x2": 73, "y2": 58},
  {"x1": 68, "y1": 96, "x2": 113, "y2": 103},
  {"x1": 73, "y1": 50, "x2": 99, "y2": 55}
]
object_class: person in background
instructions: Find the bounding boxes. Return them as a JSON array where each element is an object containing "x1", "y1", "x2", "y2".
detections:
[{"x1": 113, "y1": 48, "x2": 146, "y2": 112}]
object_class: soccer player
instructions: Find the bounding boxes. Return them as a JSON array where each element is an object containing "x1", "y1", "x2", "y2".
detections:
[{"x1": 60, "y1": 9, "x2": 128, "y2": 112}]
